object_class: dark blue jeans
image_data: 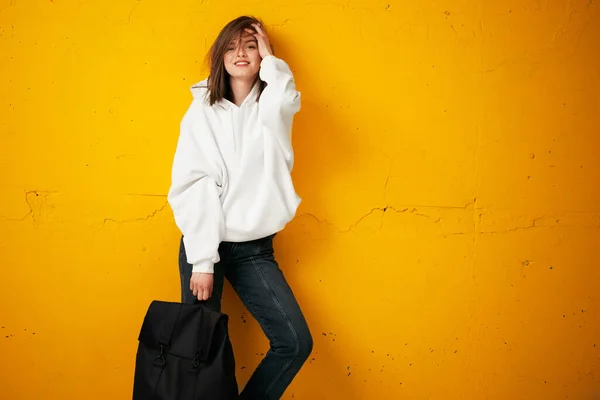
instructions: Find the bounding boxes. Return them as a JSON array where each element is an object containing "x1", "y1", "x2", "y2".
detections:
[{"x1": 179, "y1": 234, "x2": 313, "y2": 400}]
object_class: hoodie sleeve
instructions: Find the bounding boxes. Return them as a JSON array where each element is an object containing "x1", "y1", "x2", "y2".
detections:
[
  {"x1": 258, "y1": 55, "x2": 301, "y2": 168},
  {"x1": 168, "y1": 100, "x2": 225, "y2": 274}
]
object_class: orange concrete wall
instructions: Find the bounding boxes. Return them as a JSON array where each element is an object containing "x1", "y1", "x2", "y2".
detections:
[{"x1": 1, "y1": 0, "x2": 599, "y2": 398}]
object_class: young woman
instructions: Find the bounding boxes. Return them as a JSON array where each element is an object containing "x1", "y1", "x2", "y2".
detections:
[{"x1": 167, "y1": 16, "x2": 313, "y2": 399}]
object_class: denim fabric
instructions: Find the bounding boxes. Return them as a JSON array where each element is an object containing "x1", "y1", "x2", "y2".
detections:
[{"x1": 178, "y1": 234, "x2": 313, "y2": 400}]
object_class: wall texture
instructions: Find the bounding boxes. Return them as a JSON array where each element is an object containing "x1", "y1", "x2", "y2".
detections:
[{"x1": 1, "y1": 0, "x2": 599, "y2": 399}]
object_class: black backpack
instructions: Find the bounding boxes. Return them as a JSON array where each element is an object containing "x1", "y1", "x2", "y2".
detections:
[{"x1": 132, "y1": 300, "x2": 238, "y2": 400}]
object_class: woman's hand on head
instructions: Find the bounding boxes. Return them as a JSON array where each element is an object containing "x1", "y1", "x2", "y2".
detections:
[
  {"x1": 190, "y1": 272, "x2": 214, "y2": 301},
  {"x1": 247, "y1": 23, "x2": 273, "y2": 59}
]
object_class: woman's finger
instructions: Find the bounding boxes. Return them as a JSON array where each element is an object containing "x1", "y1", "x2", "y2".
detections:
[{"x1": 251, "y1": 23, "x2": 264, "y2": 36}]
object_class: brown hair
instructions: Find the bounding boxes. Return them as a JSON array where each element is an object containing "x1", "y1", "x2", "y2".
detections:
[{"x1": 206, "y1": 16, "x2": 270, "y2": 106}]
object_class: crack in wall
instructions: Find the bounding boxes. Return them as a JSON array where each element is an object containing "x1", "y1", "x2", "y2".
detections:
[
  {"x1": 446, "y1": 216, "x2": 600, "y2": 236},
  {"x1": 0, "y1": 213, "x2": 30, "y2": 222},
  {"x1": 127, "y1": 0, "x2": 142, "y2": 25},
  {"x1": 126, "y1": 193, "x2": 168, "y2": 198},
  {"x1": 1, "y1": 192, "x2": 171, "y2": 224},
  {"x1": 24, "y1": 191, "x2": 38, "y2": 224},
  {"x1": 0, "y1": 190, "x2": 53, "y2": 224},
  {"x1": 102, "y1": 201, "x2": 168, "y2": 225},
  {"x1": 297, "y1": 201, "x2": 476, "y2": 234}
]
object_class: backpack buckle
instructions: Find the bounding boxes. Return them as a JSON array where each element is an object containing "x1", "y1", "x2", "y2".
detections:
[
  {"x1": 190, "y1": 352, "x2": 200, "y2": 372},
  {"x1": 153, "y1": 343, "x2": 167, "y2": 367}
]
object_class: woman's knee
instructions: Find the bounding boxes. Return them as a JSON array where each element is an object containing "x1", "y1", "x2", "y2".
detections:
[
  {"x1": 273, "y1": 322, "x2": 313, "y2": 361},
  {"x1": 298, "y1": 328, "x2": 313, "y2": 360},
  {"x1": 292, "y1": 323, "x2": 313, "y2": 361}
]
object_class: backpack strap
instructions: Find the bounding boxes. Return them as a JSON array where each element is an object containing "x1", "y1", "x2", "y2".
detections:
[
  {"x1": 157, "y1": 302, "x2": 183, "y2": 347},
  {"x1": 198, "y1": 309, "x2": 210, "y2": 361},
  {"x1": 198, "y1": 308, "x2": 220, "y2": 362}
]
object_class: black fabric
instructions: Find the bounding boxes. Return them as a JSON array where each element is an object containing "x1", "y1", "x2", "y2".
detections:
[{"x1": 133, "y1": 300, "x2": 238, "y2": 400}]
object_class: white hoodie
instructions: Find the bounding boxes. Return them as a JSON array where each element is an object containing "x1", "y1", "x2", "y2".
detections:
[{"x1": 167, "y1": 55, "x2": 302, "y2": 273}]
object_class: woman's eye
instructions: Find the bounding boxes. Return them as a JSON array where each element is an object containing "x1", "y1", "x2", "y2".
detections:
[
  {"x1": 226, "y1": 48, "x2": 234, "y2": 51},
  {"x1": 248, "y1": 45, "x2": 256, "y2": 49}
]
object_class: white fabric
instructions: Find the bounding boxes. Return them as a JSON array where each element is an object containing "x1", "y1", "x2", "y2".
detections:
[{"x1": 168, "y1": 55, "x2": 302, "y2": 273}]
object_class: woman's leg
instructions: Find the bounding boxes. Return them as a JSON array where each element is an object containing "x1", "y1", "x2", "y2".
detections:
[
  {"x1": 226, "y1": 235, "x2": 313, "y2": 400},
  {"x1": 178, "y1": 236, "x2": 226, "y2": 312}
]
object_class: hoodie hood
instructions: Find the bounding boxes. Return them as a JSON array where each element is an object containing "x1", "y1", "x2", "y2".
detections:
[{"x1": 190, "y1": 78, "x2": 210, "y2": 102}]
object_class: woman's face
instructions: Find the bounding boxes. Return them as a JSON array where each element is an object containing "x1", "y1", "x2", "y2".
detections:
[{"x1": 223, "y1": 31, "x2": 261, "y2": 80}]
